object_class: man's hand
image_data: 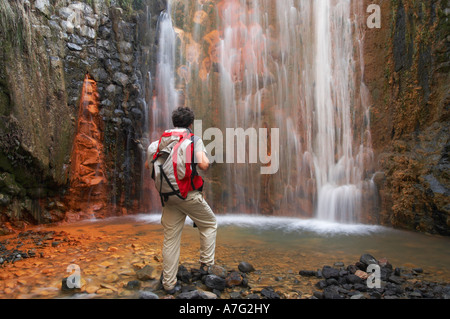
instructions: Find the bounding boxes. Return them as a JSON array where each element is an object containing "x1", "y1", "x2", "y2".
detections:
[{"x1": 145, "y1": 160, "x2": 149, "y2": 170}]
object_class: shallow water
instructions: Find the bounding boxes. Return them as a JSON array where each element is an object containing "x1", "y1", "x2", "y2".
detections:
[
  {"x1": 139, "y1": 214, "x2": 450, "y2": 279},
  {"x1": 1, "y1": 214, "x2": 449, "y2": 299}
]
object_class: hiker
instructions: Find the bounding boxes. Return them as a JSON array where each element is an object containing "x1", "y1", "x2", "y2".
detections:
[{"x1": 146, "y1": 106, "x2": 217, "y2": 294}]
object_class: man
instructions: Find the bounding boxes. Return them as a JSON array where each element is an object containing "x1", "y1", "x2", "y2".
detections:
[{"x1": 149, "y1": 106, "x2": 217, "y2": 294}]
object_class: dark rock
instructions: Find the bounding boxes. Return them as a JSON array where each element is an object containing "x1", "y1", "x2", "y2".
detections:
[
  {"x1": 355, "y1": 261, "x2": 367, "y2": 271},
  {"x1": 212, "y1": 289, "x2": 221, "y2": 297},
  {"x1": 245, "y1": 294, "x2": 260, "y2": 299},
  {"x1": 208, "y1": 264, "x2": 227, "y2": 279},
  {"x1": 338, "y1": 270, "x2": 348, "y2": 277},
  {"x1": 61, "y1": 277, "x2": 80, "y2": 292},
  {"x1": 323, "y1": 286, "x2": 344, "y2": 299},
  {"x1": 338, "y1": 287, "x2": 351, "y2": 295},
  {"x1": 388, "y1": 275, "x2": 403, "y2": 285},
  {"x1": 385, "y1": 283, "x2": 404, "y2": 295},
  {"x1": 394, "y1": 267, "x2": 402, "y2": 276},
  {"x1": 226, "y1": 271, "x2": 243, "y2": 287},
  {"x1": 412, "y1": 268, "x2": 423, "y2": 274},
  {"x1": 346, "y1": 274, "x2": 363, "y2": 284},
  {"x1": 315, "y1": 280, "x2": 328, "y2": 289},
  {"x1": 136, "y1": 265, "x2": 155, "y2": 281},
  {"x1": 261, "y1": 288, "x2": 280, "y2": 299},
  {"x1": 229, "y1": 291, "x2": 242, "y2": 299},
  {"x1": 177, "y1": 265, "x2": 192, "y2": 283},
  {"x1": 313, "y1": 291, "x2": 324, "y2": 299},
  {"x1": 139, "y1": 291, "x2": 159, "y2": 299},
  {"x1": 176, "y1": 290, "x2": 208, "y2": 299},
  {"x1": 204, "y1": 275, "x2": 226, "y2": 291},
  {"x1": 347, "y1": 264, "x2": 357, "y2": 274},
  {"x1": 409, "y1": 291, "x2": 423, "y2": 298},
  {"x1": 360, "y1": 254, "x2": 378, "y2": 267},
  {"x1": 299, "y1": 270, "x2": 317, "y2": 277},
  {"x1": 190, "y1": 268, "x2": 205, "y2": 281},
  {"x1": 342, "y1": 284, "x2": 352, "y2": 290},
  {"x1": 52, "y1": 241, "x2": 60, "y2": 247},
  {"x1": 381, "y1": 266, "x2": 393, "y2": 281},
  {"x1": 369, "y1": 290, "x2": 382, "y2": 299},
  {"x1": 354, "y1": 283, "x2": 368, "y2": 292},
  {"x1": 326, "y1": 278, "x2": 339, "y2": 286},
  {"x1": 322, "y1": 266, "x2": 340, "y2": 279},
  {"x1": 125, "y1": 280, "x2": 141, "y2": 290},
  {"x1": 180, "y1": 285, "x2": 196, "y2": 293},
  {"x1": 238, "y1": 261, "x2": 255, "y2": 273}
]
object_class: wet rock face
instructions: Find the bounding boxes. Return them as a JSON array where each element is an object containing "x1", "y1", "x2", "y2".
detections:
[
  {"x1": 366, "y1": 0, "x2": 450, "y2": 235},
  {"x1": 0, "y1": 0, "x2": 166, "y2": 228}
]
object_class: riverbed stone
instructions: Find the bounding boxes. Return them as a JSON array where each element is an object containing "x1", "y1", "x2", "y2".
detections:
[
  {"x1": 360, "y1": 254, "x2": 378, "y2": 267},
  {"x1": 208, "y1": 264, "x2": 227, "y2": 279},
  {"x1": 238, "y1": 261, "x2": 255, "y2": 273},
  {"x1": 204, "y1": 275, "x2": 226, "y2": 291},
  {"x1": 323, "y1": 286, "x2": 344, "y2": 299},
  {"x1": 125, "y1": 280, "x2": 141, "y2": 290},
  {"x1": 225, "y1": 271, "x2": 243, "y2": 287},
  {"x1": 346, "y1": 274, "x2": 363, "y2": 284},
  {"x1": 139, "y1": 290, "x2": 159, "y2": 299},
  {"x1": 388, "y1": 275, "x2": 403, "y2": 285},
  {"x1": 176, "y1": 290, "x2": 208, "y2": 299},
  {"x1": 136, "y1": 265, "x2": 156, "y2": 281},
  {"x1": 322, "y1": 266, "x2": 340, "y2": 279},
  {"x1": 177, "y1": 265, "x2": 192, "y2": 283},
  {"x1": 261, "y1": 287, "x2": 281, "y2": 299},
  {"x1": 299, "y1": 270, "x2": 317, "y2": 277}
]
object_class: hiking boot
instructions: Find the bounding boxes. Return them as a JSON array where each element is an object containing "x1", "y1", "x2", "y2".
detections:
[
  {"x1": 164, "y1": 282, "x2": 181, "y2": 295},
  {"x1": 200, "y1": 263, "x2": 209, "y2": 274},
  {"x1": 159, "y1": 272, "x2": 181, "y2": 295}
]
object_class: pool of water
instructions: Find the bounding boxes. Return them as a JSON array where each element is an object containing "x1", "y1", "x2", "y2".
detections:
[{"x1": 137, "y1": 214, "x2": 450, "y2": 278}]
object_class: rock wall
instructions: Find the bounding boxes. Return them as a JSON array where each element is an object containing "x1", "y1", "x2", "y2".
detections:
[
  {"x1": 0, "y1": 0, "x2": 166, "y2": 233},
  {"x1": 364, "y1": 0, "x2": 449, "y2": 235}
]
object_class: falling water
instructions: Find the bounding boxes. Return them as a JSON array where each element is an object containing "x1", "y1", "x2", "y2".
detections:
[
  {"x1": 148, "y1": 0, "x2": 376, "y2": 224},
  {"x1": 152, "y1": 8, "x2": 178, "y2": 141},
  {"x1": 313, "y1": 0, "x2": 363, "y2": 223}
]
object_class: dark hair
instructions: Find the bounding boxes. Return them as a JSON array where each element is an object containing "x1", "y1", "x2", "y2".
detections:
[{"x1": 172, "y1": 107, "x2": 195, "y2": 128}]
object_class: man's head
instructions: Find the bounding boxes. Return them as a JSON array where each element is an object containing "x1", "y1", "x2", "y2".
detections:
[{"x1": 172, "y1": 106, "x2": 195, "y2": 129}]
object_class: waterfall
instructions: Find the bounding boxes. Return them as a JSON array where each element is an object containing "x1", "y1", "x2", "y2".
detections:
[
  {"x1": 148, "y1": 0, "x2": 376, "y2": 224},
  {"x1": 152, "y1": 8, "x2": 178, "y2": 141},
  {"x1": 313, "y1": 0, "x2": 363, "y2": 223}
]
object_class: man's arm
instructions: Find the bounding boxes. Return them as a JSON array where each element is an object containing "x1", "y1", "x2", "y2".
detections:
[{"x1": 195, "y1": 151, "x2": 210, "y2": 171}]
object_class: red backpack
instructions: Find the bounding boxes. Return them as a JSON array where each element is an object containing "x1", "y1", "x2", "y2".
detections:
[{"x1": 147, "y1": 129, "x2": 204, "y2": 206}]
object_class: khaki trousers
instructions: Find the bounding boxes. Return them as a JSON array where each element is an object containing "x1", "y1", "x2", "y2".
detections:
[{"x1": 161, "y1": 190, "x2": 217, "y2": 291}]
